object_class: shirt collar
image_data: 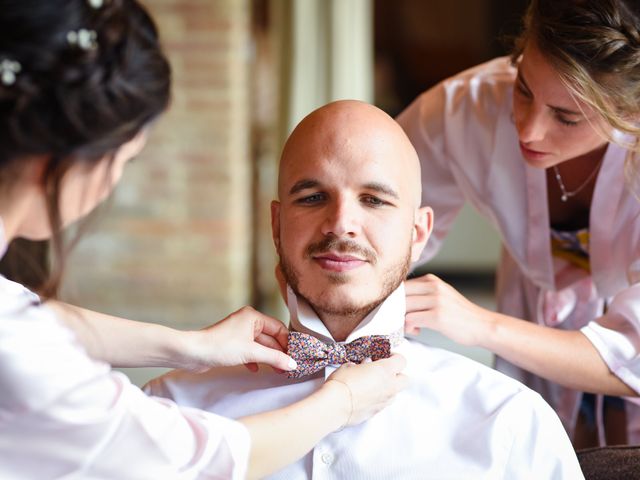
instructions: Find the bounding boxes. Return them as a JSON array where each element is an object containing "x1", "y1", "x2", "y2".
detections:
[{"x1": 287, "y1": 283, "x2": 406, "y2": 344}]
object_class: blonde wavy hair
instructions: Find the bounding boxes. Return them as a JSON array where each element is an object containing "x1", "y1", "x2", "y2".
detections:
[{"x1": 512, "y1": 0, "x2": 640, "y2": 195}]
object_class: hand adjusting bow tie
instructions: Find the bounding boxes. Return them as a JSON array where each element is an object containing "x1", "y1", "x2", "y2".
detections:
[{"x1": 287, "y1": 331, "x2": 392, "y2": 378}]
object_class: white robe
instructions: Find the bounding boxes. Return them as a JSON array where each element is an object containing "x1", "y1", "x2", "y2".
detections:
[
  {"x1": 0, "y1": 220, "x2": 250, "y2": 479},
  {"x1": 397, "y1": 56, "x2": 640, "y2": 443},
  {"x1": 146, "y1": 285, "x2": 584, "y2": 479}
]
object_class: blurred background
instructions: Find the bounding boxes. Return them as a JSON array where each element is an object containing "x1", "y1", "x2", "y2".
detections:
[{"x1": 1, "y1": 0, "x2": 528, "y2": 385}]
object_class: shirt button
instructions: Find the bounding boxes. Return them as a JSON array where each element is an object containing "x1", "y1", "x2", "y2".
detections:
[{"x1": 321, "y1": 452, "x2": 334, "y2": 465}]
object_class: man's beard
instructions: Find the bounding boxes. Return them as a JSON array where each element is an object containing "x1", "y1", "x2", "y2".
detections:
[{"x1": 278, "y1": 235, "x2": 411, "y2": 321}]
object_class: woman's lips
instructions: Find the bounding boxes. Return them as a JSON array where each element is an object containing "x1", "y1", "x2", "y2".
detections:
[
  {"x1": 519, "y1": 142, "x2": 549, "y2": 161},
  {"x1": 313, "y1": 253, "x2": 367, "y2": 272}
]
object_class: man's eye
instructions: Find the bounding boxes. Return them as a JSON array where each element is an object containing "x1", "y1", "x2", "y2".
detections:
[
  {"x1": 296, "y1": 193, "x2": 325, "y2": 204},
  {"x1": 361, "y1": 195, "x2": 387, "y2": 207}
]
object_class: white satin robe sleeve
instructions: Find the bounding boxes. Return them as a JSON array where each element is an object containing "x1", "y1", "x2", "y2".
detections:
[
  {"x1": 581, "y1": 284, "x2": 640, "y2": 394},
  {"x1": 397, "y1": 59, "x2": 519, "y2": 267},
  {"x1": 0, "y1": 281, "x2": 250, "y2": 480},
  {"x1": 396, "y1": 83, "x2": 467, "y2": 263}
]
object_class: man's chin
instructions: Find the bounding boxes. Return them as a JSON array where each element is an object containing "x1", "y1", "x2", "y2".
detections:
[
  {"x1": 306, "y1": 272, "x2": 370, "y2": 294},
  {"x1": 322, "y1": 270, "x2": 356, "y2": 285},
  {"x1": 300, "y1": 285, "x2": 382, "y2": 317}
]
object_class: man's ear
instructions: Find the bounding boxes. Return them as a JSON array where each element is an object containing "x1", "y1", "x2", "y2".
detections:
[
  {"x1": 271, "y1": 200, "x2": 281, "y2": 251},
  {"x1": 410, "y1": 206, "x2": 433, "y2": 262}
]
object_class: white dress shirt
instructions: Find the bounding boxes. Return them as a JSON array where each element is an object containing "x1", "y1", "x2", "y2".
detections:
[
  {"x1": 146, "y1": 285, "x2": 584, "y2": 479},
  {"x1": 396, "y1": 57, "x2": 640, "y2": 442},
  {"x1": 0, "y1": 219, "x2": 250, "y2": 480}
]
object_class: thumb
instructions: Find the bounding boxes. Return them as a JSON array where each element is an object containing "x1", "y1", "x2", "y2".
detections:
[{"x1": 249, "y1": 344, "x2": 298, "y2": 371}]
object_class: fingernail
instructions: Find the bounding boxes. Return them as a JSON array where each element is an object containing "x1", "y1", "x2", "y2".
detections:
[{"x1": 288, "y1": 358, "x2": 298, "y2": 370}]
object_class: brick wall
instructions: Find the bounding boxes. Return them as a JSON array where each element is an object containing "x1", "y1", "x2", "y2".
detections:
[{"x1": 62, "y1": 0, "x2": 253, "y2": 331}]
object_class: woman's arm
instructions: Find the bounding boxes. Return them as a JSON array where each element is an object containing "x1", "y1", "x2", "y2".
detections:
[
  {"x1": 48, "y1": 301, "x2": 296, "y2": 372},
  {"x1": 404, "y1": 274, "x2": 637, "y2": 396},
  {"x1": 4, "y1": 295, "x2": 406, "y2": 479},
  {"x1": 240, "y1": 355, "x2": 407, "y2": 479}
]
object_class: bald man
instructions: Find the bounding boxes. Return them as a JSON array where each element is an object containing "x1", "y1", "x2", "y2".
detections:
[
  {"x1": 146, "y1": 101, "x2": 583, "y2": 479},
  {"x1": 273, "y1": 100, "x2": 431, "y2": 343}
]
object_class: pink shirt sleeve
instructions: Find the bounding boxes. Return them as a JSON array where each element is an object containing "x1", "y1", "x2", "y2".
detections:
[{"x1": 0, "y1": 282, "x2": 250, "y2": 479}]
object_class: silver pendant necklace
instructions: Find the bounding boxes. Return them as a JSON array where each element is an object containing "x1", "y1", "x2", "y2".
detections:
[{"x1": 552, "y1": 158, "x2": 603, "y2": 202}]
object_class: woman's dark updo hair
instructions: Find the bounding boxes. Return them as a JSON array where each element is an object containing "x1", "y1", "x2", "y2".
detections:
[{"x1": 0, "y1": 0, "x2": 171, "y2": 297}]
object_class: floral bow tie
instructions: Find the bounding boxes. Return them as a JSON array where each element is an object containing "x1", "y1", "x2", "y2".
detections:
[{"x1": 287, "y1": 331, "x2": 392, "y2": 378}]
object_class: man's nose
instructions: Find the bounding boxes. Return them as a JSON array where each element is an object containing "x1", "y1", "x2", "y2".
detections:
[
  {"x1": 321, "y1": 200, "x2": 359, "y2": 237},
  {"x1": 517, "y1": 104, "x2": 547, "y2": 144}
]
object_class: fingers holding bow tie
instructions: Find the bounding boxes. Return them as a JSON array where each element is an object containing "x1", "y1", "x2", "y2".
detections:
[
  {"x1": 404, "y1": 273, "x2": 491, "y2": 347},
  {"x1": 180, "y1": 306, "x2": 297, "y2": 373}
]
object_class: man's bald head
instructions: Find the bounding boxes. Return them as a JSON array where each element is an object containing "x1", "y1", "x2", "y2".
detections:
[
  {"x1": 271, "y1": 100, "x2": 433, "y2": 339},
  {"x1": 278, "y1": 100, "x2": 422, "y2": 209}
]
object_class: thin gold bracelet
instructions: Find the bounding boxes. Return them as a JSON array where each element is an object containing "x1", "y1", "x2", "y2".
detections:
[{"x1": 328, "y1": 378, "x2": 353, "y2": 431}]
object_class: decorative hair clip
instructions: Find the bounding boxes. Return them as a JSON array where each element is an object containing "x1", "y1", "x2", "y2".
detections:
[
  {"x1": 67, "y1": 29, "x2": 98, "y2": 51},
  {"x1": 0, "y1": 59, "x2": 21, "y2": 86},
  {"x1": 88, "y1": 0, "x2": 105, "y2": 8}
]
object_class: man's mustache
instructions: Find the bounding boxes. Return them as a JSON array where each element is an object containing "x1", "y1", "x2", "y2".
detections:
[{"x1": 306, "y1": 237, "x2": 377, "y2": 264}]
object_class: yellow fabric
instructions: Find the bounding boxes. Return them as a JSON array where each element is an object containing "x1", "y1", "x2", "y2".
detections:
[{"x1": 550, "y1": 228, "x2": 590, "y2": 273}]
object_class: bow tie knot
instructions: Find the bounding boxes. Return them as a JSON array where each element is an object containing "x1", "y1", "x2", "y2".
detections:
[
  {"x1": 287, "y1": 331, "x2": 392, "y2": 378},
  {"x1": 326, "y1": 343, "x2": 348, "y2": 365}
]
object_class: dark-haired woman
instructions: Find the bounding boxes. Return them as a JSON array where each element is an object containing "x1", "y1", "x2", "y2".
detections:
[
  {"x1": 0, "y1": 1, "x2": 406, "y2": 478},
  {"x1": 400, "y1": 0, "x2": 640, "y2": 446}
]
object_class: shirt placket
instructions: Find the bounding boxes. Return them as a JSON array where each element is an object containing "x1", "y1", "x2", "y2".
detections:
[{"x1": 311, "y1": 437, "x2": 338, "y2": 480}]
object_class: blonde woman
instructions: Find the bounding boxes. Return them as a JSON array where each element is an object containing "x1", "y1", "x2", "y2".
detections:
[{"x1": 400, "y1": 0, "x2": 640, "y2": 447}]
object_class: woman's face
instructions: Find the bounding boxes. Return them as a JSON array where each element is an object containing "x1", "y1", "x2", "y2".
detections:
[
  {"x1": 20, "y1": 132, "x2": 147, "y2": 240},
  {"x1": 512, "y1": 41, "x2": 610, "y2": 169},
  {"x1": 61, "y1": 132, "x2": 148, "y2": 225}
]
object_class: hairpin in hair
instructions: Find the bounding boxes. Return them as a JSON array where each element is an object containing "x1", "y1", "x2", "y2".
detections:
[
  {"x1": 0, "y1": 59, "x2": 21, "y2": 86},
  {"x1": 67, "y1": 29, "x2": 98, "y2": 51}
]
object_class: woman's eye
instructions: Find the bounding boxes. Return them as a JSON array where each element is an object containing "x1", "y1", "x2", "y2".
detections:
[{"x1": 557, "y1": 115, "x2": 579, "y2": 127}]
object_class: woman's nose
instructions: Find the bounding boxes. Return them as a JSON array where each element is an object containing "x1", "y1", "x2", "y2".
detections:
[{"x1": 517, "y1": 105, "x2": 547, "y2": 144}]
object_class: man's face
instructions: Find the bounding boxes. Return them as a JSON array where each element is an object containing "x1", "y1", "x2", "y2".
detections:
[{"x1": 272, "y1": 104, "x2": 431, "y2": 322}]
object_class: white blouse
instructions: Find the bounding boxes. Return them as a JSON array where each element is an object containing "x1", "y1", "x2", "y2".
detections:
[{"x1": 0, "y1": 222, "x2": 250, "y2": 479}]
